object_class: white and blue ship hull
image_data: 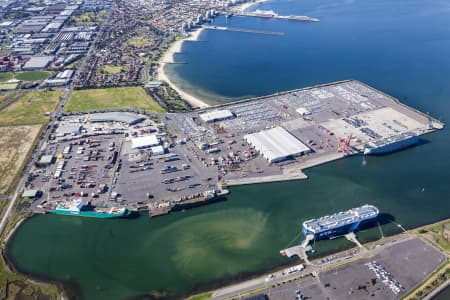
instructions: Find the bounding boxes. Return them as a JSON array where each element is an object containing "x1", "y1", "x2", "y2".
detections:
[
  {"x1": 364, "y1": 134, "x2": 419, "y2": 155},
  {"x1": 302, "y1": 215, "x2": 377, "y2": 240}
]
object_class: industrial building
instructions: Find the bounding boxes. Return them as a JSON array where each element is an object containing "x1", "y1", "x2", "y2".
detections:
[
  {"x1": 199, "y1": 109, "x2": 234, "y2": 123},
  {"x1": 244, "y1": 127, "x2": 311, "y2": 163},
  {"x1": 131, "y1": 135, "x2": 160, "y2": 149},
  {"x1": 151, "y1": 145, "x2": 165, "y2": 156},
  {"x1": 89, "y1": 112, "x2": 145, "y2": 125},
  {"x1": 22, "y1": 189, "x2": 42, "y2": 199},
  {"x1": 296, "y1": 107, "x2": 311, "y2": 116},
  {"x1": 22, "y1": 56, "x2": 54, "y2": 70},
  {"x1": 55, "y1": 123, "x2": 82, "y2": 137},
  {"x1": 37, "y1": 155, "x2": 54, "y2": 166}
]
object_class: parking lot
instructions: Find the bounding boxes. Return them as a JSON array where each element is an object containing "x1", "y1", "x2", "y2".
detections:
[
  {"x1": 319, "y1": 237, "x2": 446, "y2": 300},
  {"x1": 27, "y1": 112, "x2": 220, "y2": 213},
  {"x1": 243, "y1": 237, "x2": 446, "y2": 300}
]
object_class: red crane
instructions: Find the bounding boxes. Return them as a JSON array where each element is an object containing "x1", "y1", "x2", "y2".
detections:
[{"x1": 337, "y1": 133, "x2": 353, "y2": 154}]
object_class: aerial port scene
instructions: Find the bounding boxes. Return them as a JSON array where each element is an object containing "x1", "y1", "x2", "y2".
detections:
[{"x1": 0, "y1": 0, "x2": 449, "y2": 300}]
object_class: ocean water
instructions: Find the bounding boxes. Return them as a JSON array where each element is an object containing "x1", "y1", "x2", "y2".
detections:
[{"x1": 7, "y1": 0, "x2": 450, "y2": 299}]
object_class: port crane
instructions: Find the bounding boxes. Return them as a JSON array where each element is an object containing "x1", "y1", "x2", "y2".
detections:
[{"x1": 337, "y1": 133, "x2": 353, "y2": 154}]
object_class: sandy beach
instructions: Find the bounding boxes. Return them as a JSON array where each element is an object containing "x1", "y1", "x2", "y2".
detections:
[
  {"x1": 157, "y1": 28, "x2": 211, "y2": 108},
  {"x1": 232, "y1": 0, "x2": 268, "y2": 13},
  {"x1": 156, "y1": 0, "x2": 269, "y2": 109}
]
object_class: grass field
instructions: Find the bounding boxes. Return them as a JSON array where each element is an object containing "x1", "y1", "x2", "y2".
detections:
[
  {"x1": 0, "y1": 90, "x2": 63, "y2": 126},
  {"x1": 64, "y1": 87, "x2": 165, "y2": 112},
  {"x1": 0, "y1": 72, "x2": 14, "y2": 83},
  {"x1": 127, "y1": 36, "x2": 149, "y2": 47},
  {"x1": 0, "y1": 71, "x2": 52, "y2": 83},
  {"x1": 100, "y1": 65, "x2": 124, "y2": 74},
  {"x1": 0, "y1": 125, "x2": 42, "y2": 194},
  {"x1": 73, "y1": 10, "x2": 106, "y2": 26},
  {"x1": 15, "y1": 71, "x2": 52, "y2": 82}
]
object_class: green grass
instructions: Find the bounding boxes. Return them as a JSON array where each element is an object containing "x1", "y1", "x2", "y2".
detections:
[
  {"x1": 15, "y1": 71, "x2": 52, "y2": 82},
  {"x1": 73, "y1": 10, "x2": 106, "y2": 26},
  {"x1": 0, "y1": 71, "x2": 52, "y2": 83},
  {"x1": 0, "y1": 90, "x2": 63, "y2": 126},
  {"x1": 187, "y1": 292, "x2": 212, "y2": 300},
  {"x1": 64, "y1": 87, "x2": 165, "y2": 113},
  {"x1": 0, "y1": 72, "x2": 14, "y2": 83},
  {"x1": 127, "y1": 36, "x2": 149, "y2": 47},
  {"x1": 100, "y1": 65, "x2": 124, "y2": 74}
]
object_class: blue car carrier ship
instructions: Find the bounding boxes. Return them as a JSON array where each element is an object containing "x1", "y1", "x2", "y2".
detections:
[{"x1": 302, "y1": 204, "x2": 379, "y2": 240}]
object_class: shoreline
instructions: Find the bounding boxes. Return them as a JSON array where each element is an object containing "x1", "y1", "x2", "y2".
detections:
[
  {"x1": 157, "y1": 28, "x2": 211, "y2": 109},
  {"x1": 156, "y1": 0, "x2": 270, "y2": 109},
  {"x1": 6, "y1": 214, "x2": 449, "y2": 300},
  {"x1": 232, "y1": 0, "x2": 268, "y2": 13}
]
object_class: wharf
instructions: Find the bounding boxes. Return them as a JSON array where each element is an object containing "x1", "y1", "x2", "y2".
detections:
[
  {"x1": 224, "y1": 168, "x2": 307, "y2": 186},
  {"x1": 233, "y1": 12, "x2": 320, "y2": 22},
  {"x1": 202, "y1": 25, "x2": 284, "y2": 36},
  {"x1": 148, "y1": 189, "x2": 229, "y2": 217}
]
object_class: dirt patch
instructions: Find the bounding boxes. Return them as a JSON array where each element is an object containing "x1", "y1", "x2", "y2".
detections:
[{"x1": 0, "y1": 125, "x2": 42, "y2": 194}]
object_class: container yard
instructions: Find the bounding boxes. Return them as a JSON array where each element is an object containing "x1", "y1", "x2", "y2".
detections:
[{"x1": 26, "y1": 80, "x2": 443, "y2": 217}]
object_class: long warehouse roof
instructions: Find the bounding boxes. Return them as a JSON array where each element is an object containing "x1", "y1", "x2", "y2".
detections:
[
  {"x1": 131, "y1": 135, "x2": 160, "y2": 149},
  {"x1": 244, "y1": 127, "x2": 310, "y2": 162},
  {"x1": 199, "y1": 109, "x2": 234, "y2": 123}
]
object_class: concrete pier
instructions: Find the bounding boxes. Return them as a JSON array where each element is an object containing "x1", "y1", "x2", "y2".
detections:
[
  {"x1": 233, "y1": 12, "x2": 320, "y2": 22},
  {"x1": 202, "y1": 25, "x2": 284, "y2": 36}
]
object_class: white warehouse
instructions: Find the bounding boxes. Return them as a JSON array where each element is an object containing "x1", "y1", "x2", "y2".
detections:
[
  {"x1": 244, "y1": 127, "x2": 311, "y2": 163},
  {"x1": 199, "y1": 109, "x2": 234, "y2": 123},
  {"x1": 131, "y1": 135, "x2": 160, "y2": 149}
]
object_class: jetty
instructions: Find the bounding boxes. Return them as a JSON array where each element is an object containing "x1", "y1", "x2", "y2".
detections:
[
  {"x1": 202, "y1": 25, "x2": 284, "y2": 36},
  {"x1": 233, "y1": 10, "x2": 320, "y2": 22}
]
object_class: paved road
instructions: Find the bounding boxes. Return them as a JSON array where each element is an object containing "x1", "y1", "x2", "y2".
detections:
[
  {"x1": 0, "y1": 6, "x2": 113, "y2": 237},
  {"x1": 211, "y1": 235, "x2": 418, "y2": 299},
  {"x1": 0, "y1": 87, "x2": 72, "y2": 238}
]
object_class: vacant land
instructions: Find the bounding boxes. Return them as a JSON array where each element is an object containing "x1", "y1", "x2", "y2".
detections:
[
  {"x1": 127, "y1": 36, "x2": 149, "y2": 47},
  {"x1": 0, "y1": 71, "x2": 52, "y2": 83},
  {"x1": 0, "y1": 125, "x2": 41, "y2": 194},
  {"x1": 415, "y1": 221, "x2": 450, "y2": 251},
  {"x1": 0, "y1": 83, "x2": 17, "y2": 91},
  {"x1": 64, "y1": 87, "x2": 165, "y2": 112},
  {"x1": 0, "y1": 89, "x2": 63, "y2": 126}
]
